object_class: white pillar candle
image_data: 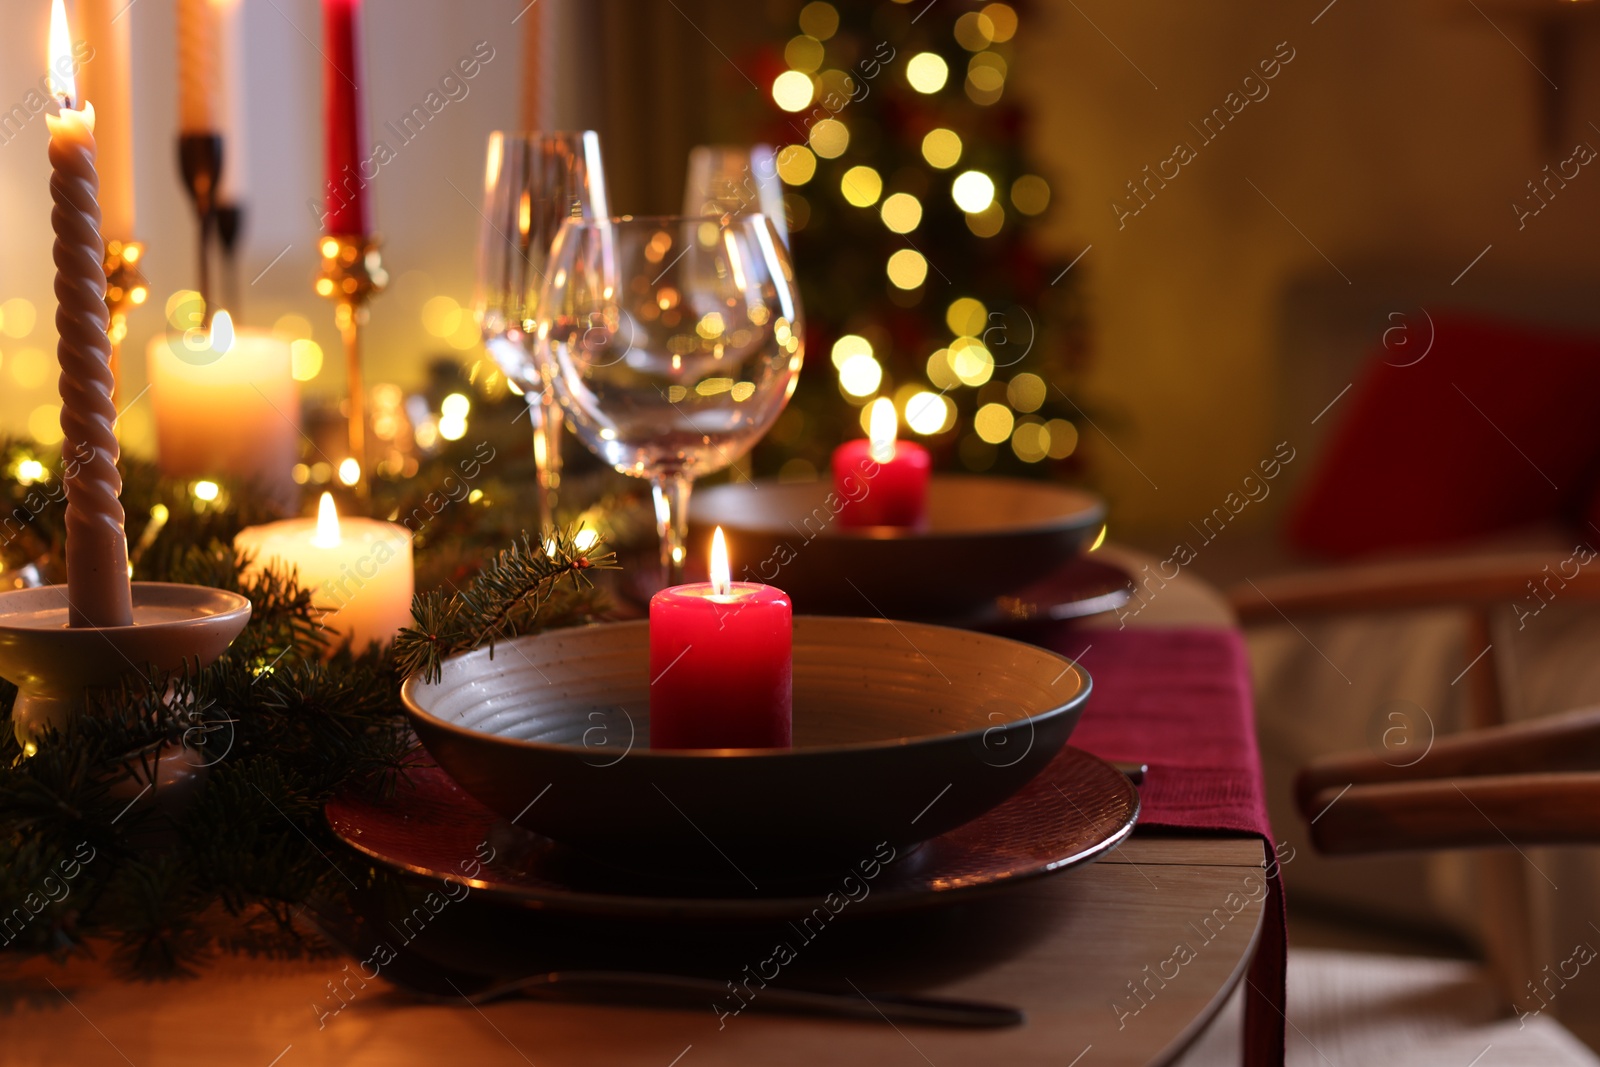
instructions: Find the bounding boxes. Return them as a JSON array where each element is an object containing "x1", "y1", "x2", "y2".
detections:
[
  {"x1": 146, "y1": 311, "x2": 299, "y2": 513},
  {"x1": 234, "y1": 492, "x2": 413, "y2": 652}
]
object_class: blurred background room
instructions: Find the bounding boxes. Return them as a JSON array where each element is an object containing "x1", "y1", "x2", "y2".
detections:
[{"x1": 5, "y1": 1, "x2": 1600, "y2": 1063}]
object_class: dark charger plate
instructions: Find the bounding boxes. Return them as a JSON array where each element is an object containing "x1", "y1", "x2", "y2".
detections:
[{"x1": 325, "y1": 745, "x2": 1139, "y2": 920}]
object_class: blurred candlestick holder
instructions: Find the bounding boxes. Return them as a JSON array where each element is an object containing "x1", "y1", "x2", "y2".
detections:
[
  {"x1": 102, "y1": 238, "x2": 149, "y2": 402},
  {"x1": 316, "y1": 234, "x2": 388, "y2": 495},
  {"x1": 177, "y1": 133, "x2": 223, "y2": 321},
  {"x1": 215, "y1": 203, "x2": 243, "y2": 315}
]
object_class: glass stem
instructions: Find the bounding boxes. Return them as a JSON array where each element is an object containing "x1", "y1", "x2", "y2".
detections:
[
  {"x1": 650, "y1": 472, "x2": 692, "y2": 588},
  {"x1": 534, "y1": 387, "x2": 564, "y2": 533}
]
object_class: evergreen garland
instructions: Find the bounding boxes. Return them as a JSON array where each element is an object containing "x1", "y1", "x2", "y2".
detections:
[{"x1": 0, "y1": 440, "x2": 613, "y2": 973}]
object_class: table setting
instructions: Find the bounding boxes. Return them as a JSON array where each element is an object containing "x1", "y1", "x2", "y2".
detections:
[{"x1": 0, "y1": 1, "x2": 1284, "y2": 1064}]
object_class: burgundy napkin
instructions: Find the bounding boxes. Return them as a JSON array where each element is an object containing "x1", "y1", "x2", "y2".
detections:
[{"x1": 1035, "y1": 625, "x2": 1286, "y2": 1067}]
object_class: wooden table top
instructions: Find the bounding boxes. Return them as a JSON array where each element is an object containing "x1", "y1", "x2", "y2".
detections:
[{"x1": 0, "y1": 545, "x2": 1264, "y2": 1067}]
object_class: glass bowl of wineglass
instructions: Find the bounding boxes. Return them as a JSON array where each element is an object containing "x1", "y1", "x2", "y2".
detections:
[
  {"x1": 534, "y1": 214, "x2": 802, "y2": 586},
  {"x1": 474, "y1": 130, "x2": 608, "y2": 530}
]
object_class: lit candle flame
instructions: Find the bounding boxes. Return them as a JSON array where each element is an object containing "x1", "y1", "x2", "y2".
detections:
[
  {"x1": 312, "y1": 491, "x2": 342, "y2": 548},
  {"x1": 710, "y1": 526, "x2": 731, "y2": 597},
  {"x1": 209, "y1": 309, "x2": 235, "y2": 355},
  {"x1": 47, "y1": 0, "x2": 74, "y2": 108},
  {"x1": 868, "y1": 396, "x2": 897, "y2": 464}
]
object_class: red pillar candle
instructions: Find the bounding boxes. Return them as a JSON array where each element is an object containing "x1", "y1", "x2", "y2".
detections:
[
  {"x1": 834, "y1": 397, "x2": 932, "y2": 528},
  {"x1": 649, "y1": 527, "x2": 792, "y2": 749},
  {"x1": 322, "y1": 0, "x2": 369, "y2": 236}
]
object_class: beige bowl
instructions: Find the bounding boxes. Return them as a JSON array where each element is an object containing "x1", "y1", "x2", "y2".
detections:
[{"x1": 402, "y1": 617, "x2": 1089, "y2": 877}]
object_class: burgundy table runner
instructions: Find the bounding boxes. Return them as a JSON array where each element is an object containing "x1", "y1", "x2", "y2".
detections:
[{"x1": 1034, "y1": 625, "x2": 1286, "y2": 1067}]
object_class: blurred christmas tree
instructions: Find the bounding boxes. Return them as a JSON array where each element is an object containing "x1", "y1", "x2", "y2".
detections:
[{"x1": 745, "y1": 0, "x2": 1089, "y2": 480}]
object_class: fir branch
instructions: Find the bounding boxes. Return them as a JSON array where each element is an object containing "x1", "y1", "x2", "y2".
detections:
[
  {"x1": 394, "y1": 525, "x2": 615, "y2": 684},
  {"x1": 0, "y1": 450, "x2": 620, "y2": 974}
]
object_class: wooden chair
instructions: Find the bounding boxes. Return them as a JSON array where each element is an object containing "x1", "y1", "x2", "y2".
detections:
[{"x1": 1223, "y1": 550, "x2": 1600, "y2": 1061}]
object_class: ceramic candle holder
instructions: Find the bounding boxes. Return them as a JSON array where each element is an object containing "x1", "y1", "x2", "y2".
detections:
[{"x1": 0, "y1": 581, "x2": 251, "y2": 749}]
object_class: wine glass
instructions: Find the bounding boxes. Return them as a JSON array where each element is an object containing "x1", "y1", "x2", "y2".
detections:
[
  {"x1": 474, "y1": 130, "x2": 609, "y2": 531},
  {"x1": 683, "y1": 144, "x2": 789, "y2": 246},
  {"x1": 535, "y1": 214, "x2": 803, "y2": 586}
]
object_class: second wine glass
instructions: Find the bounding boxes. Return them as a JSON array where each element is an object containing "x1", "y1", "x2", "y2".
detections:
[
  {"x1": 474, "y1": 130, "x2": 608, "y2": 531},
  {"x1": 535, "y1": 214, "x2": 803, "y2": 587}
]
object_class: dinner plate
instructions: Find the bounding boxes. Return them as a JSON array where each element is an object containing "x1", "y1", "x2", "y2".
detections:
[
  {"x1": 687, "y1": 476, "x2": 1106, "y2": 618},
  {"x1": 401, "y1": 618, "x2": 1090, "y2": 876},
  {"x1": 324, "y1": 745, "x2": 1139, "y2": 920},
  {"x1": 971, "y1": 555, "x2": 1134, "y2": 628}
]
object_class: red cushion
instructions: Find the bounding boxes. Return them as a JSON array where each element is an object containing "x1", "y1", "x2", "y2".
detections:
[{"x1": 1286, "y1": 314, "x2": 1600, "y2": 558}]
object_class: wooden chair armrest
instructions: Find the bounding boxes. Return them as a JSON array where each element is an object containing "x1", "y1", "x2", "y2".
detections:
[
  {"x1": 1305, "y1": 772, "x2": 1600, "y2": 854},
  {"x1": 1294, "y1": 707, "x2": 1600, "y2": 815},
  {"x1": 1227, "y1": 549, "x2": 1600, "y2": 623}
]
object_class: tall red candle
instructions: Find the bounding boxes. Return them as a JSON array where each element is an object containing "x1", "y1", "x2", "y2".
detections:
[
  {"x1": 649, "y1": 528, "x2": 792, "y2": 750},
  {"x1": 834, "y1": 397, "x2": 931, "y2": 528},
  {"x1": 322, "y1": 0, "x2": 369, "y2": 236}
]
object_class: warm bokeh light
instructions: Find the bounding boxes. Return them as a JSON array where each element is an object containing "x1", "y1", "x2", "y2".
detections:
[
  {"x1": 841, "y1": 165, "x2": 883, "y2": 206},
  {"x1": 945, "y1": 297, "x2": 988, "y2": 336},
  {"x1": 1045, "y1": 418, "x2": 1080, "y2": 459},
  {"x1": 290, "y1": 338, "x2": 324, "y2": 381},
  {"x1": 954, "y1": 10, "x2": 995, "y2": 50},
  {"x1": 27, "y1": 404, "x2": 61, "y2": 444},
  {"x1": 969, "y1": 51, "x2": 1008, "y2": 94},
  {"x1": 950, "y1": 336, "x2": 995, "y2": 386},
  {"x1": 906, "y1": 390, "x2": 954, "y2": 435},
  {"x1": 785, "y1": 34, "x2": 824, "y2": 72},
  {"x1": 880, "y1": 192, "x2": 923, "y2": 233},
  {"x1": 1011, "y1": 419, "x2": 1049, "y2": 462},
  {"x1": 1, "y1": 298, "x2": 37, "y2": 338},
  {"x1": 952, "y1": 170, "x2": 997, "y2": 213},
  {"x1": 926, "y1": 348, "x2": 960, "y2": 389},
  {"x1": 1011, "y1": 174, "x2": 1051, "y2": 215},
  {"x1": 839, "y1": 353, "x2": 883, "y2": 397},
  {"x1": 1007, "y1": 372, "x2": 1046, "y2": 412},
  {"x1": 164, "y1": 290, "x2": 202, "y2": 330},
  {"x1": 798, "y1": 1, "x2": 840, "y2": 39},
  {"x1": 10, "y1": 348, "x2": 50, "y2": 388},
  {"x1": 966, "y1": 202, "x2": 1006, "y2": 237},
  {"x1": 982, "y1": 2, "x2": 1019, "y2": 41},
  {"x1": 831, "y1": 333, "x2": 873, "y2": 369},
  {"x1": 886, "y1": 249, "x2": 929, "y2": 289},
  {"x1": 776, "y1": 144, "x2": 817, "y2": 185},
  {"x1": 441, "y1": 392, "x2": 471, "y2": 420},
  {"x1": 921, "y1": 128, "x2": 963, "y2": 169},
  {"x1": 193, "y1": 479, "x2": 220, "y2": 502},
  {"x1": 974, "y1": 401, "x2": 1014, "y2": 444},
  {"x1": 15, "y1": 459, "x2": 45, "y2": 485},
  {"x1": 906, "y1": 52, "x2": 949, "y2": 93},
  {"x1": 772, "y1": 70, "x2": 815, "y2": 112},
  {"x1": 337, "y1": 458, "x2": 361, "y2": 486},
  {"x1": 809, "y1": 118, "x2": 849, "y2": 158},
  {"x1": 273, "y1": 312, "x2": 314, "y2": 340},
  {"x1": 421, "y1": 294, "x2": 463, "y2": 338}
]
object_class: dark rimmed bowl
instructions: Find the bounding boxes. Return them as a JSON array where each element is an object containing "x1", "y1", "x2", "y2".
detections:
[
  {"x1": 401, "y1": 617, "x2": 1090, "y2": 878},
  {"x1": 687, "y1": 476, "x2": 1106, "y2": 618}
]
